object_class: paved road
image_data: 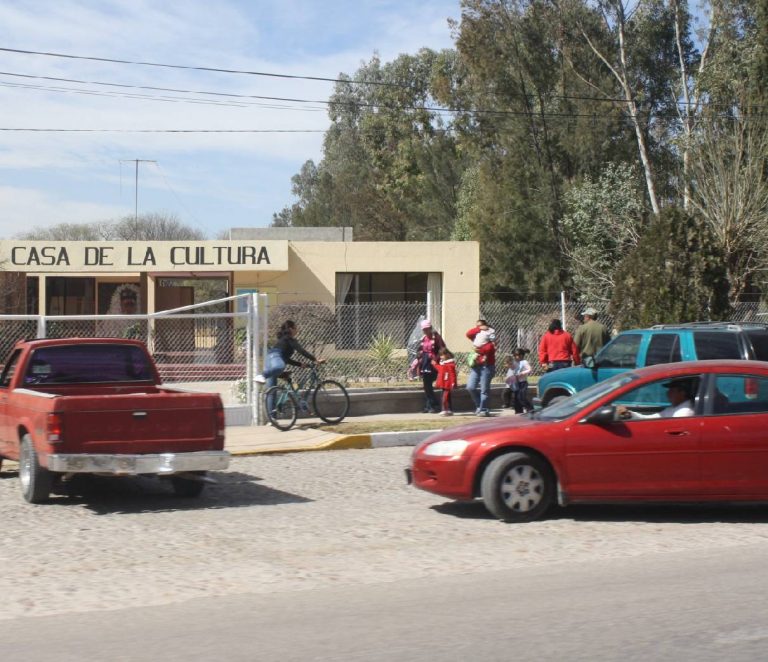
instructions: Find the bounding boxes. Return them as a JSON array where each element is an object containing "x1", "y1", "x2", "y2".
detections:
[{"x1": 2, "y1": 448, "x2": 768, "y2": 659}]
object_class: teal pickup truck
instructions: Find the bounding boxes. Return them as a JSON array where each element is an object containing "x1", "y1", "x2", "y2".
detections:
[{"x1": 534, "y1": 322, "x2": 768, "y2": 408}]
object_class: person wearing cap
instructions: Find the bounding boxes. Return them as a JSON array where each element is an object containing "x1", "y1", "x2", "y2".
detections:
[
  {"x1": 574, "y1": 306, "x2": 610, "y2": 365},
  {"x1": 416, "y1": 319, "x2": 445, "y2": 413},
  {"x1": 617, "y1": 379, "x2": 695, "y2": 420},
  {"x1": 466, "y1": 319, "x2": 497, "y2": 416}
]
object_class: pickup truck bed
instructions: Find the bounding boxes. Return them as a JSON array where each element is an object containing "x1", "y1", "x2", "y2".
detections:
[{"x1": 0, "y1": 338, "x2": 229, "y2": 503}]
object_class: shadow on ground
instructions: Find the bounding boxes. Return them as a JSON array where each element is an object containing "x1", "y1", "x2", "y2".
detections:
[
  {"x1": 2, "y1": 469, "x2": 313, "y2": 515},
  {"x1": 432, "y1": 500, "x2": 768, "y2": 524}
]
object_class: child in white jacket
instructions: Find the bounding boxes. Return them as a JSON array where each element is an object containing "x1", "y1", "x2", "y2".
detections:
[{"x1": 510, "y1": 348, "x2": 532, "y2": 413}]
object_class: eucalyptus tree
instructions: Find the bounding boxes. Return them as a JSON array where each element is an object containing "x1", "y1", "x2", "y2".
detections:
[
  {"x1": 611, "y1": 207, "x2": 730, "y2": 328},
  {"x1": 440, "y1": 0, "x2": 638, "y2": 292},
  {"x1": 275, "y1": 50, "x2": 465, "y2": 241},
  {"x1": 555, "y1": 0, "x2": 684, "y2": 215}
]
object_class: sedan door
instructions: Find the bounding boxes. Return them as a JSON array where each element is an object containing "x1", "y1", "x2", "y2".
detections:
[
  {"x1": 699, "y1": 373, "x2": 768, "y2": 497},
  {"x1": 565, "y1": 377, "x2": 703, "y2": 499}
]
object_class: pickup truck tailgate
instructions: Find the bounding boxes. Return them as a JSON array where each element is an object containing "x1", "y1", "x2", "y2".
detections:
[{"x1": 56, "y1": 392, "x2": 223, "y2": 454}]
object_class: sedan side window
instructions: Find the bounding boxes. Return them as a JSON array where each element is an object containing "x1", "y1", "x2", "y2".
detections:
[
  {"x1": 711, "y1": 375, "x2": 768, "y2": 415},
  {"x1": 597, "y1": 334, "x2": 642, "y2": 368}
]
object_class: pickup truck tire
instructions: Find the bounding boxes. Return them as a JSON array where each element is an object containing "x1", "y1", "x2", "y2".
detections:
[
  {"x1": 171, "y1": 472, "x2": 206, "y2": 498},
  {"x1": 480, "y1": 452, "x2": 554, "y2": 523},
  {"x1": 19, "y1": 434, "x2": 52, "y2": 504}
]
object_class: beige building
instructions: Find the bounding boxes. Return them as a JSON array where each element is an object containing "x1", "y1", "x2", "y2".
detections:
[{"x1": 0, "y1": 229, "x2": 480, "y2": 349}]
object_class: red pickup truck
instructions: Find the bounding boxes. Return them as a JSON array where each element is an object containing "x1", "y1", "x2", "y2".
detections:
[{"x1": 0, "y1": 338, "x2": 229, "y2": 503}]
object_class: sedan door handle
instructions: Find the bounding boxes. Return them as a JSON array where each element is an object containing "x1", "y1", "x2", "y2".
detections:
[{"x1": 665, "y1": 429, "x2": 689, "y2": 436}]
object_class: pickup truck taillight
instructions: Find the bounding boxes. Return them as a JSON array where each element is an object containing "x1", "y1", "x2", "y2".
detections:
[
  {"x1": 215, "y1": 401, "x2": 225, "y2": 443},
  {"x1": 47, "y1": 413, "x2": 63, "y2": 443}
]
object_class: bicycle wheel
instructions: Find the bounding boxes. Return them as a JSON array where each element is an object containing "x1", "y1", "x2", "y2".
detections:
[
  {"x1": 264, "y1": 385, "x2": 298, "y2": 431},
  {"x1": 313, "y1": 380, "x2": 350, "y2": 424}
]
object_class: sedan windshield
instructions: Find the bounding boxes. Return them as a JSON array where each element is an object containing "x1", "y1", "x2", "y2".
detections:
[{"x1": 537, "y1": 372, "x2": 639, "y2": 420}]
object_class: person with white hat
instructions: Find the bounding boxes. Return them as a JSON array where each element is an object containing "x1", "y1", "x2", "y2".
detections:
[{"x1": 574, "y1": 306, "x2": 610, "y2": 365}]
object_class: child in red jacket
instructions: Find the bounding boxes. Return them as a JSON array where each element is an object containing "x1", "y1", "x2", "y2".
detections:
[{"x1": 435, "y1": 347, "x2": 458, "y2": 416}]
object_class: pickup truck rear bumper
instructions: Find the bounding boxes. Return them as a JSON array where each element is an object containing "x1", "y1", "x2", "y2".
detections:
[{"x1": 47, "y1": 451, "x2": 230, "y2": 475}]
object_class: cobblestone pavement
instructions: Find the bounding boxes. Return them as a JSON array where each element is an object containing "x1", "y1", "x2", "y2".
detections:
[{"x1": 3, "y1": 448, "x2": 768, "y2": 621}]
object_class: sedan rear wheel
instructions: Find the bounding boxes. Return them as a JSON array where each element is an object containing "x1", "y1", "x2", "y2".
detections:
[{"x1": 481, "y1": 452, "x2": 553, "y2": 523}]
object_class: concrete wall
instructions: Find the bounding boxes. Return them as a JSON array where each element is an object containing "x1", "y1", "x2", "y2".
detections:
[{"x1": 233, "y1": 241, "x2": 480, "y2": 351}]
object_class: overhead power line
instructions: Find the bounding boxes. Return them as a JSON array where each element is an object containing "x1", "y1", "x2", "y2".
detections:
[
  {"x1": 0, "y1": 46, "x2": 412, "y2": 88},
  {"x1": 0, "y1": 128, "x2": 327, "y2": 133}
]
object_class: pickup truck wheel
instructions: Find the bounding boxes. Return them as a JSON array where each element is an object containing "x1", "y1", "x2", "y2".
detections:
[
  {"x1": 19, "y1": 434, "x2": 52, "y2": 504},
  {"x1": 171, "y1": 473, "x2": 206, "y2": 498},
  {"x1": 480, "y1": 452, "x2": 554, "y2": 523}
]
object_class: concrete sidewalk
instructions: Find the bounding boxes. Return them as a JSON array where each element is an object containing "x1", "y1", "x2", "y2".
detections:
[{"x1": 225, "y1": 409, "x2": 520, "y2": 456}]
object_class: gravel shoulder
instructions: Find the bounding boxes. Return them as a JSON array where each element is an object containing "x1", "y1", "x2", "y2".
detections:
[{"x1": 2, "y1": 447, "x2": 768, "y2": 621}]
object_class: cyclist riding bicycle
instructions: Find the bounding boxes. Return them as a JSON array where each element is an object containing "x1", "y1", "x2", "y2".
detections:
[{"x1": 255, "y1": 319, "x2": 325, "y2": 387}]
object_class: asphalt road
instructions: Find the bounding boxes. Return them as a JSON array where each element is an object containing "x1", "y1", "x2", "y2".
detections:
[
  {"x1": 3, "y1": 545, "x2": 768, "y2": 662},
  {"x1": 3, "y1": 447, "x2": 768, "y2": 660}
]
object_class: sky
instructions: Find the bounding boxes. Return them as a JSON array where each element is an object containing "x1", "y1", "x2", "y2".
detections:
[{"x1": 0, "y1": 0, "x2": 460, "y2": 239}]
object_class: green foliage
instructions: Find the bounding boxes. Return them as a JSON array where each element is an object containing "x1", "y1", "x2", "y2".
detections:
[
  {"x1": 367, "y1": 333, "x2": 397, "y2": 365},
  {"x1": 611, "y1": 207, "x2": 731, "y2": 328},
  {"x1": 562, "y1": 163, "x2": 647, "y2": 302}
]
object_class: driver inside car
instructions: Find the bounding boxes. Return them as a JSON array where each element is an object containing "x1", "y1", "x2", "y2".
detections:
[{"x1": 616, "y1": 378, "x2": 695, "y2": 420}]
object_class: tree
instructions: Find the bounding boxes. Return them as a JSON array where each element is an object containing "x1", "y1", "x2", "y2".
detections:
[
  {"x1": 561, "y1": 162, "x2": 647, "y2": 302},
  {"x1": 19, "y1": 213, "x2": 205, "y2": 241},
  {"x1": 611, "y1": 207, "x2": 730, "y2": 328},
  {"x1": 275, "y1": 50, "x2": 466, "y2": 241},
  {"x1": 558, "y1": 0, "x2": 683, "y2": 216},
  {"x1": 687, "y1": 115, "x2": 768, "y2": 304}
]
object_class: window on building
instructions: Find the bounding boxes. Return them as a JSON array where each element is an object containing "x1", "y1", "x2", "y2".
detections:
[
  {"x1": 335, "y1": 272, "x2": 431, "y2": 349},
  {"x1": 46, "y1": 277, "x2": 95, "y2": 315},
  {"x1": 339, "y1": 273, "x2": 428, "y2": 303}
]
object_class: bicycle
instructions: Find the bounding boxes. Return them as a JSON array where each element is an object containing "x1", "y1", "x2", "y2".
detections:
[{"x1": 262, "y1": 363, "x2": 350, "y2": 431}]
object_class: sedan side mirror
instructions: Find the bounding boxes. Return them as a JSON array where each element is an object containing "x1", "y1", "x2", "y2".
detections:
[
  {"x1": 582, "y1": 405, "x2": 617, "y2": 426},
  {"x1": 583, "y1": 356, "x2": 597, "y2": 369}
]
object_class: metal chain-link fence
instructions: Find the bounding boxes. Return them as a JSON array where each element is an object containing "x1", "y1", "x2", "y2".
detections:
[
  {"x1": 261, "y1": 298, "x2": 768, "y2": 386},
  {"x1": 2, "y1": 295, "x2": 767, "y2": 417},
  {"x1": 0, "y1": 295, "x2": 254, "y2": 409}
]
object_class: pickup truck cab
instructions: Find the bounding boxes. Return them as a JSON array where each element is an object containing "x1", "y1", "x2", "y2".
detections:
[
  {"x1": 535, "y1": 322, "x2": 768, "y2": 408},
  {"x1": 0, "y1": 338, "x2": 229, "y2": 503}
]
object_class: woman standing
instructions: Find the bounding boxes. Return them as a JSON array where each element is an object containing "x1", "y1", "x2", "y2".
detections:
[
  {"x1": 466, "y1": 319, "x2": 496, "y2": 416},
  {"x1": 416, "y1": 319, "x2": 445, "y2": 413},
  {"x1": 538, "y1": 319, "x2": 580, "y2": 372}
]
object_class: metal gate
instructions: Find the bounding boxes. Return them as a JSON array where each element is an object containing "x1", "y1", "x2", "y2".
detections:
[{"x1": 0, "y1": 292, "x2": 270, "y2": 426}]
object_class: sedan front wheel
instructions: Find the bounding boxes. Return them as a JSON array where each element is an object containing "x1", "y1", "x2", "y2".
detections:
[{"x1": 480, "y1": 452, "x2": 554, "y2": 523}]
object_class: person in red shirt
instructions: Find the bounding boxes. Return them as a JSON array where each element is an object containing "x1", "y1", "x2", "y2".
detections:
[
  {"x1": 435, "y1": 347, "x2": 458, "y2": 416},
  {"x1": 538, "y1": 319, "x2": 580, "y2": 372}
]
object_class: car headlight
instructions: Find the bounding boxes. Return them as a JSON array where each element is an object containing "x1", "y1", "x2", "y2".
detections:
[{"x1": 422, "y1": 439, "x2": 471, "y2": 457}]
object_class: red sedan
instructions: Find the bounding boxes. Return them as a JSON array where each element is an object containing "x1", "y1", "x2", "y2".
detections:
[{"x1": 408, "y1": 360, "x2": 768, "y2": 522}]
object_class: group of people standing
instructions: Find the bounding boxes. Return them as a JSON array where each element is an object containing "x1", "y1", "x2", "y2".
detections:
[
  {"x1": 414, "y1": 306, "x2": 610, "y2": 417},
  {"x1": 414, "y1": 317, "x2": 533, "y2": 417},
  {"x1": 537, "y1": 307, "x2": 611, "y2": 372}
]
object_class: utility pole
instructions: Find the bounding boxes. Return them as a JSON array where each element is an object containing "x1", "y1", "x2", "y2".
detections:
[{"x1": 120, "y1": 159, "x2": 157, "y2": 224}]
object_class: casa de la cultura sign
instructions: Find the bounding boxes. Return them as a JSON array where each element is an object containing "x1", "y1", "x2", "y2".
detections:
[{"x1": 0, "y1": 241, "x2": 289, "y2": 272}]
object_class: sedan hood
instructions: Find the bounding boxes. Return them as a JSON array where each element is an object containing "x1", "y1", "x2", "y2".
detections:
[{"x1": 421, "y1": 414, "x2": 544, "y2": 445}]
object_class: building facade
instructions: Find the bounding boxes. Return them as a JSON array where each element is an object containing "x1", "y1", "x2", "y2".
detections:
[{"x1": 0, "y1": 231, "x2": 480, "y2": 349}]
